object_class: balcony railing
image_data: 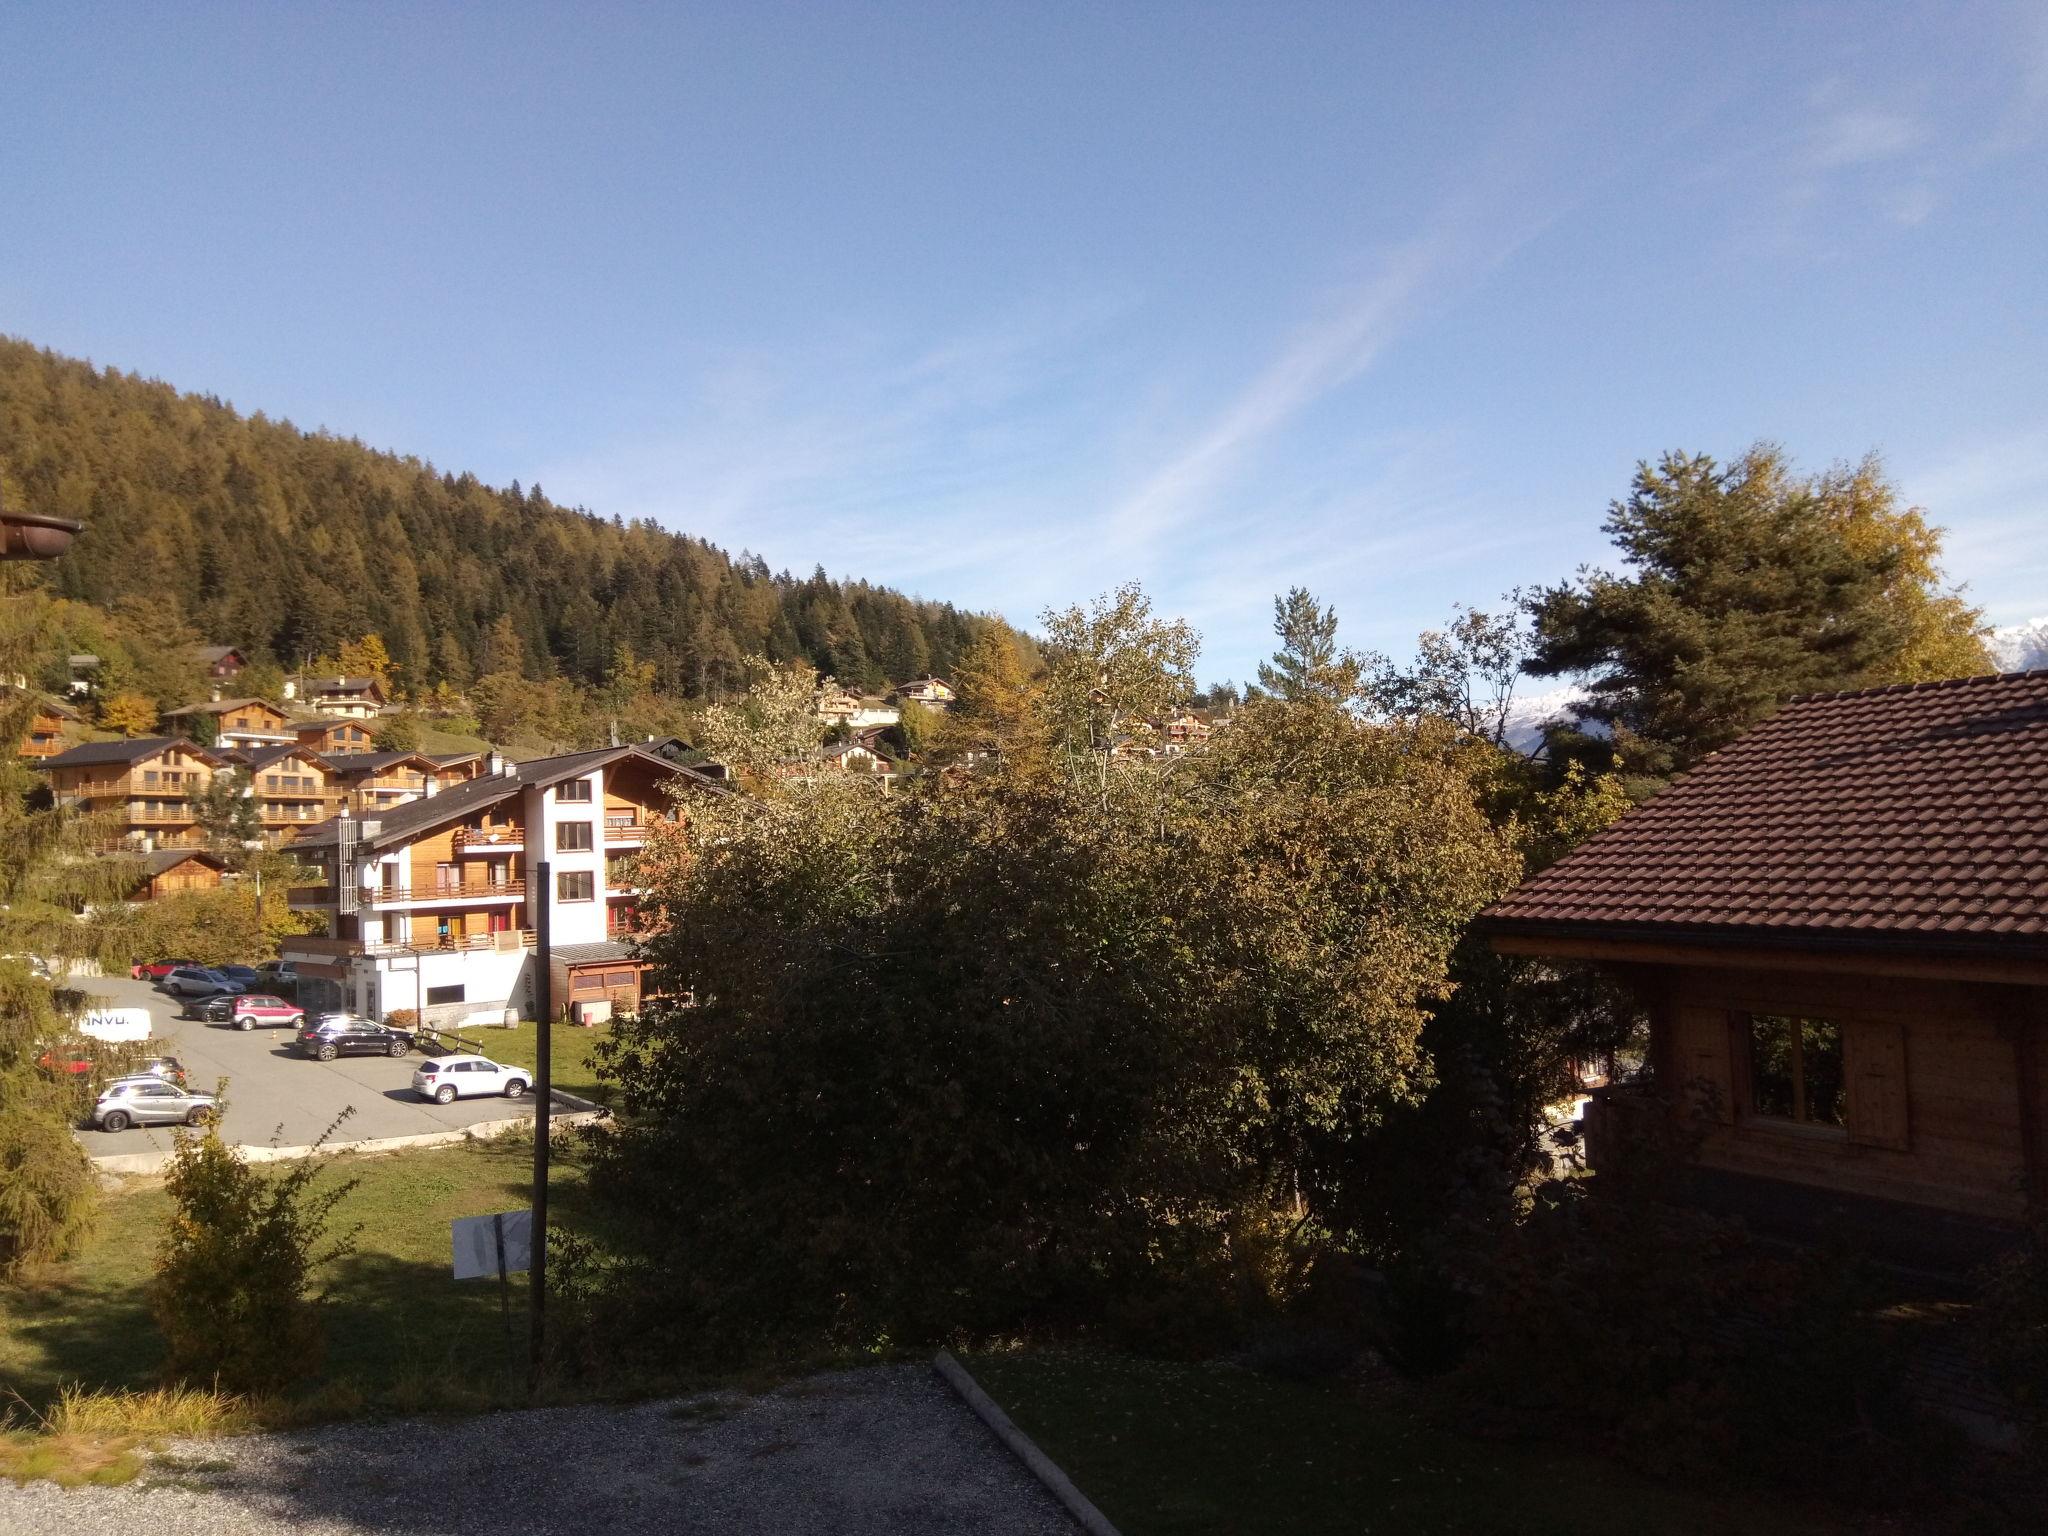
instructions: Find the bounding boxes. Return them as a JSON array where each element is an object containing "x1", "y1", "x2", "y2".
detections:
[
  {"x1": 282, "y1": 929, "x2": 537, "y2": 959},
  {"x1": 374, "y1": 877, "x2": 526, "y2": 904},
  {"x1": 453, "y1": 826, "x2": 524, "y2": 853}
]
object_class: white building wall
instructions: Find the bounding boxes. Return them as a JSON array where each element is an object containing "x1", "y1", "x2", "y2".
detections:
[{"x1": 526, "y1": 768, "x2": 607, "y2": 945}]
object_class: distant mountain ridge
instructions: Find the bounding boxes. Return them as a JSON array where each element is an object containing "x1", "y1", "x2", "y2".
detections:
[
  {"x1": 0, "y1": 336, "x2": 1012, "y2": 699},
  {"x1": 1990, "y1": 618, "x2": 2048, "y2": 672}
]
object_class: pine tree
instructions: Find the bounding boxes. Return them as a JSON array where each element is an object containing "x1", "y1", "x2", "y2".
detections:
[{"x1": 1256, "y1": 588, "x2": 1363, "y2": 705}]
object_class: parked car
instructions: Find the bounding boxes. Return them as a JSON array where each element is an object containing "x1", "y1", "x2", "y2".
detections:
[
  {"x1": 295, "y1": 1014, "x2": 415, "y2": 1061},
  {"x1": 162, "y1": 966, "x2": 249, "y2": 999},
  {"x1": 137, "y1": 1054, "x2": 188, "y2": 1087},
  {"x1": 133, "y1": 958, "x2": 196, "y2": 981},
  {"x1": 217, "y1": 964, "x2": 262, "y2": 987},
  {"x1": 256, "y1": 959, "x2": 300, "y2": 987},
  {"x1": 36, "y1": 1045, "x2": 93, "y2": 1077},
  {"x1": 91, "y1": 1077, "x2": 217, "y2": 1132},
  {"x1": 193, "y1": 991, "x2": 306, "y2": 1030},
  {"x1": 412, "y1": 1055, "x2": 531, "y2": 1104}
]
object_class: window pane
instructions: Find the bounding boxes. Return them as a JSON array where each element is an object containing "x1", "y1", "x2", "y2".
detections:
[
  {"x1": 1802, "y1": 1018, "x2": 1846, "y2": 1127},
  {"x1": 556, "y1": 822, "x2": 593, "y2": 851},
  {"x1": 558, "y1": 871, "x2": 594, "y2": 901},
  {"x1": 1749, "y1": 1014, "x2": 1797, "y2": 1119}
]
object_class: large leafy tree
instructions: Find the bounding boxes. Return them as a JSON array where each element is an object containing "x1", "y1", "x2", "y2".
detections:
[
  {"x1": 582, "y1": 586, "x2": 1517, "y2": 1360},
  {"x1": 1525, "y1": 445, "x2": 1988, "y2": 783}
]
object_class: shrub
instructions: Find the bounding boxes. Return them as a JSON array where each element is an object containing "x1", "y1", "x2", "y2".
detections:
[
  {"x1": 151, "y1": 1107, "x2": 360, "y2": 1393},
  {"x1": 0, "y1": 1087, "x2": 97, "y2": 1278},
  {"x1": 381, "y1": 1009, "x2": 420, "y2": 1032}
]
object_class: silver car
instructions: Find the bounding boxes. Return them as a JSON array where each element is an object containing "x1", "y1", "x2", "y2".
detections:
[{"x1": 92, "y1": 1077, "x2": 218, "y2": 1132}]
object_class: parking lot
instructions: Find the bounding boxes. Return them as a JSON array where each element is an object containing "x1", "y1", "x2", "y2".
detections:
[{"x1": 74, "y1": 974, "x2": 548, "y2": 1159}]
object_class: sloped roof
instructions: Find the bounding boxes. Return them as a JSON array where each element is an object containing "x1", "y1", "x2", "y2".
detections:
[
  {"x1": 1481, "y1": 669, "x2": 2048, "y2": 958},
  {"x1": 292, "y1": 744, "x2": 725, "y2": 852},
  {"x1": 304, "y1": 675, "x2": 384, "y2": 696},
  {"x1": 162, "y1": 697, "x2": 283, "y2": 718},
  {"x1": 243, "y1": 743, "x2": 330, "y2": 771},
  {"x1": 38, "y1": 736, "x2": 224, "y2": 769},
  {"x1": 192, "y1": 645, "x2": 243, "y2": 665},
  {"x1": 138, "y1": 847, "x2": 228, "y2": 876},
  {"x1": 323, "y1": 750, "x2": 441, "y2": 776}
]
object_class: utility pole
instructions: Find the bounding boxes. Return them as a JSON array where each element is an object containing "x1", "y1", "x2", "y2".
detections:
[{"x1": 528, "y1": 858, "x2": 552, "y2": 1392}]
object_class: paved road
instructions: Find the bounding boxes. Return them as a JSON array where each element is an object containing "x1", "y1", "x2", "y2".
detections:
[
  {"x1": 73, "y1": 975, "x2": 541, "y2": 1158},
  {"x1": 0, "y1": 1365, "x2": 1080, "y2": 1536}
]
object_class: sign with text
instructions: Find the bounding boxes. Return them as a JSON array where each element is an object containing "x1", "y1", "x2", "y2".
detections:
[{"x1": 452, "y1": 1209, "x2": 532, "y2": 1281}]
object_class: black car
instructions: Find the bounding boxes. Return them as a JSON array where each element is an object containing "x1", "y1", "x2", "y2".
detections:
[{"x1": 295, "y1": 1013, "x2": 415, "y2": 1061}]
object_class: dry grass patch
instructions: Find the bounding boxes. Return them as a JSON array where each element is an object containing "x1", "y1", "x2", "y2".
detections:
[{"x1": 0, "y1": 1383, "x2": 252, "y2": 1487}]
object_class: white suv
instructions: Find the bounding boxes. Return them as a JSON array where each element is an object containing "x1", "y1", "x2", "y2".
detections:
[{"x1": 412, "y1": 1055, "x2": 530, "y2": 1104}]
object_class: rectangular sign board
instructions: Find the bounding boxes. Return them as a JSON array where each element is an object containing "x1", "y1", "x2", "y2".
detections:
[{"x1": 452, "y1": 1209, "x2": 533, "y2": 1281}]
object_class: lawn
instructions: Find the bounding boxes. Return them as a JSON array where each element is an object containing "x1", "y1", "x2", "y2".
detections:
[
  {"x1": 0, "y1": 1136, "x2": 594, "y2": 1413},
  {"x1": 967, "y1": 1349, "x2": 1859, "y2": 1536},
  {"x1": 438, "y1": 1018, "x2": 616, "y2": 1105}
]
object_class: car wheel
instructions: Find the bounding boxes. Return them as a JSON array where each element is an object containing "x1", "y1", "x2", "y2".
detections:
[
  {"x1": 102, "y1": 1110, "x2": 130, "y2": 1133},
  {"x1": 237, "y1": 1015, "x2": 254, "y2": 1031},
  {"x1": 387, "y1": 1040, "x2": 408, "y2": 1058},
  {"x1": 434, "y1": 1084, "x2": 456, "y2": 1105},
  {"x1": 289, "y1": 1014, "x2": 304, "y2": 1029},
  {"x1": 316, "y1": 1044, "x2": 337, "y2": 1061},
  {"x1": 503, "y1": 1078, "x2": 527, "y2": 1100},
  {"x1": 185, "y1": 1106, "x2": 212, "y2": 1127}
]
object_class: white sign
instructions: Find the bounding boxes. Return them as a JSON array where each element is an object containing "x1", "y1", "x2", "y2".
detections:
[{"x1": 452, "y1": 1209, "x2": 532, "y2": 1281}]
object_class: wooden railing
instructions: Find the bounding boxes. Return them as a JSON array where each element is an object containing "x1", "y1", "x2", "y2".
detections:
[
  {"x1": 283, "y1": 929, "x2": 537, "y2": 959},
  {"x1": 373, "y1": 877, "x2": 526, "y2": 903},
  {"x1": 453, "y1": 826, "x2": 524, "y2": 852}
]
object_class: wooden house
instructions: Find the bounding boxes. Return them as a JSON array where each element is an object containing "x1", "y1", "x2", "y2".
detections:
[
  {"x1": 1480, "y1": 670, "x2": 2048, "y2": 1259},
  {"x1": 13, "y1": 689, "x2": 79, "y2": 759},
  {"x1": 324, "y1": 750, "x2": 444, "y2": 814},
  {"x1": 297, "y1": 675, "x2": 387, "y2": 719},
  {"x1": 38, "y1": 737, "x2": 227, "y2": 849},
  {"x1": 243, "y1": 744, "x2": 338, "y2": 843},
  {"x1": 191, "y1": 645, "x2": 247, "y2": 681},
  {"x1": 129, "y1": 847, "x2": 228, "y2": 900},
  {"x1": 893, "y1": 676, "x2": 955, "y2": 708},
  {"x1": 297, "y1": 717, "x2": 380, "y2": 756},
  {"x1": 161, "y1": 696, "x2": 296, "y2": 750}
]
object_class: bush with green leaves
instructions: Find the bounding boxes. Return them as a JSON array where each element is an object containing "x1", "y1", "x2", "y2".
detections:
[{"x1": 151, "y1": 1106, "x2": 360, "y2": 1393}]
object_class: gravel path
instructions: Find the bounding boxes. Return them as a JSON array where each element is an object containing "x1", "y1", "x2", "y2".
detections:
[{"x1": 0, "y1": 1365, "x2": 1080, "y2": 1535}]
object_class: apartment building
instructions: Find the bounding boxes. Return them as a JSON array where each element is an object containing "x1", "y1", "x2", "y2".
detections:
[
  {"x1": 298, "y1": 718, "x2": 380, "y2": 756},
  {"x1": 242, "y1": 743, "x2": 339, "y2": 843},
  {"x1": 279, "y1": 744, "x2": 722, "y2": 1027},
  {"x1": 38, "y1": 737, "x2": 226, "y2": 849}
]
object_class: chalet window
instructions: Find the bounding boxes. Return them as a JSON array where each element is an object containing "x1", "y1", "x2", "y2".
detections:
[
  {"x1": 426, "y1": 984, "x2": 464, "y2": 1005},
  {"x1": 1746, "y1": 1014, "x2": 1845, "y2": 1128},
  {"x1": 604, "y1": 970, "x2": 635, "y2": 989},
  {"x1": 557, "y1": 871, "x2": 594, "y2": 902},
  {"x1": 555, "y1": 780, "x2": 593, "y2": 802},
  {"x1": 556, "y1": 821, "x2": 593, "y2": 852}
]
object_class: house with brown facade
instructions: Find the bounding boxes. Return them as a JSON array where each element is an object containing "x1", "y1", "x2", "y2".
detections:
[
  {"x1": 39, "y1": 737, "x2": 227, "y2": 849},
  {"x1": 894, "y1": 676, "x2": 955, "y2": 708},
  {"x1": 242, "y1": 743, "x2": 339, "y2": 843},
  {"x1": 297, "y1": 718, "x2": 380, "y2": 756},
  {"x1": 293, "y1": 675, "x2": 387, "y2": 719},
  {"x1": 13, "y1": 689, "x2": 79, "y2": 759},
  {"x1": 129, "y1": 847, "x2": 228, "y2": 900},
  {"x1": 192, "y1": 645, "x2": 247, "y2": 682},
  {"x1": 279, "y1": 744, "x2": 724, "y2": 1026},
  {"x1": 161, "y1": 696, "x2": 297, "y2": 751},
  {"x1": 1480, "y1": 670, "x2": 2048, "y2": 1260}
]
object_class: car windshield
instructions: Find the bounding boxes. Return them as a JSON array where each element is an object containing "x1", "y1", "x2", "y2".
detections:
[{"x1": 420, "y1": 1061, "x2": 445, "y2": 1072}]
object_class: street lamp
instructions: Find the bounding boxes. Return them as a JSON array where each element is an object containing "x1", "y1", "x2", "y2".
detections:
[{"x1": 0, "y1": 485, "x2": 82, "y2": 562}]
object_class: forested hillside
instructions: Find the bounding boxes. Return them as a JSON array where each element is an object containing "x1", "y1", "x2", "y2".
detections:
[{"x1": 0, "y1": 336, "x2": 1008, "y2": 698}]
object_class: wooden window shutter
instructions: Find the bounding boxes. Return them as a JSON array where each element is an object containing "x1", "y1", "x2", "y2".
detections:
[
  {"x1": 1845, "y1": 1018, "x2": 1909, "y2": 1151},
  {"x1": 1678, "y1": 1007, "x2": 1736, "y2": 1124}
]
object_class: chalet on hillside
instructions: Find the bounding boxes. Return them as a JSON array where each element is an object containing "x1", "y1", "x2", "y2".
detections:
[
  {"x1": 1480, "y1": 669, "x2": 2048, "y2": 1262},
  {"x1": 192, "y1": 645, "x2": 246, "y2": 681},
  {"x1": 12, "y1": 689, "x2": 79, "y2": 759},
  {"x1": 293, "y1": 675, "x2": 387, "y2": 719},
  {"x1": 893, "y1": 676, "x2": 955, "y2": 708},
  {"x1": 129, "y1": 847, "x2": 228, "y2": 900},
  {"x1": 298, "y1": 717, "x2": 380, "y2": 756},
  {"x1": 243, "y1": 744, "x2": 338, "y2": 843},
  {"x1": 161, "y1": 696, "x2": 296, "y2": 750},
  {"x1": 39, "y1": 737, "x2": 227, "y2": 850}
]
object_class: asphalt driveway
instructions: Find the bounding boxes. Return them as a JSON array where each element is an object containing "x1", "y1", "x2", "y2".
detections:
[{"x1": 73, "y1": 975, "x2": 545, "y2": 1158}]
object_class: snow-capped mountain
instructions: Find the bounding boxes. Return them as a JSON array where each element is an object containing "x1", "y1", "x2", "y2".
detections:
[{"x1": 1990, "y1": 618, "x2": 2048, "y2": 673}]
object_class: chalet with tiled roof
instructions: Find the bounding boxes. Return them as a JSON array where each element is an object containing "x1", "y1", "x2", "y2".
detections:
[{"x1": 1481, "y1": 669, "x2": 2048, "y2": 1246}]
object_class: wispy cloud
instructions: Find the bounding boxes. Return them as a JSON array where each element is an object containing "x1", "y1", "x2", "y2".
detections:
[
  {"x1": 1905, "y1": 427, "x2": 2048, "y2": 626},
  {"x1": 1807, "y1": 104, "x2": 1924, "y2": 169}
]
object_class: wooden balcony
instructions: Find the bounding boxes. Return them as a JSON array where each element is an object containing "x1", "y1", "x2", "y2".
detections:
[
  {"x1": 282, "y1": 929, "x2": 537, "y2": 959},
  {"x1": 453, "y1": 826, "x2": 525, "y2": 854},
  {"x1": 372, "y1": 877, "x2": 526, "y2": 906}
]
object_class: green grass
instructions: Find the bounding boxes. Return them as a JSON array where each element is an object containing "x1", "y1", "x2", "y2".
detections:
[
  {"x1": 966, "y1": 1349, "x2": 1859, "y2": 1536},
  {"x1": 0, "y1": 1136, "x2": 590, "y2": 1413},
  {"x1": 416, "y1": 724, "x2": 494, "y2": 757},
  {"x1": 438, "y1": 1019, "x2": 615, "y2": 1106}
]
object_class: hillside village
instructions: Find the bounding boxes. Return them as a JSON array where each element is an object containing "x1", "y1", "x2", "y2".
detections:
[{"x1": 6, "y1": 7, "x2": 2048, "y2": 1532}]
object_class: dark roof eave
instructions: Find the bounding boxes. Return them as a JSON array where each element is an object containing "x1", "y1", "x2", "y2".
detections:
[{"x1": 1477, "y1": 913, "x2": 2048, "y2": 966}]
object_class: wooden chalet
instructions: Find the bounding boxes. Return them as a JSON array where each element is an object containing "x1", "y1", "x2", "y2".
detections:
[
  {"x1": 161, "y1": 696, "x2": 296, "y2": 750},
  {"x1": 192, "y1": 645, "x2": 247, "y2": 681},
  {"x1": 297, "y1": 675, "x2": 387, "y2": 719},
  {"x1": 38, "y1": 737, "x2": 227, "y2": 849},
  {"x1": 243, "y1": 743, "x2": 339, "y2": 843},
  {"x1": 129, "y1": 847, "x2": 228, "y2": 900},
  {"x1": 1480, "y1": 670, "x2": 2048, "y2": 1261},
  {"x1": 13, "y1": 689, "x2": 79, "y2": 759},
  {"x1": 297, "y1": 717, "x2": 380, "y2": 755}
]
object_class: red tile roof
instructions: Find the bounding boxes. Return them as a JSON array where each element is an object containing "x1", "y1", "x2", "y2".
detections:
[{"x1": 1481, "y1": 669, "x2": 2048, "y2": 957}]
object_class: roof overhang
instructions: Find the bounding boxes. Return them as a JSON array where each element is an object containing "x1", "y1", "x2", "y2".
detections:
[{"x1": 1482, "y1": 919, "x2": 2048, "y2": 988}]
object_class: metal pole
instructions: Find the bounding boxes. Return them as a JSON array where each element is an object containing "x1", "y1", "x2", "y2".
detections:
[{"x1": 528, "y1": 858, "x2": 552, "y2": 1391}]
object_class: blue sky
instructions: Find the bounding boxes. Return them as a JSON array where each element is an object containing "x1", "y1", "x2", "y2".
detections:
[{"x1": 4, "y1": 2, "x2": 2045, "y2": 684}]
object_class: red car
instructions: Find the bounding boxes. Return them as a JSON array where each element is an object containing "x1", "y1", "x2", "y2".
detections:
[
  {"x1": 201, "y1": 992, "x2": 306, "y2": 1031},
  {"x1": 132, "y1": 958, "x2": 196, "y2": 981},
  {"x1": 36, "y1": 1047, "x2": 92, "y2": 1076}
]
